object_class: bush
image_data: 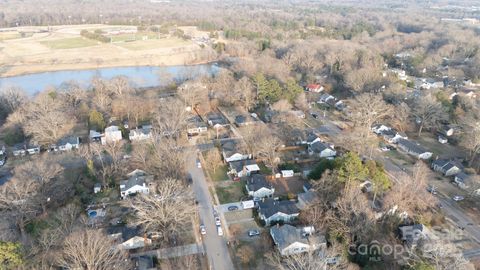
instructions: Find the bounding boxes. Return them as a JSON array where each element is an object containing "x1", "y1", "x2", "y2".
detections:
[{"x1": 278, "y1": 163, "x2": 301, "y2": 173}]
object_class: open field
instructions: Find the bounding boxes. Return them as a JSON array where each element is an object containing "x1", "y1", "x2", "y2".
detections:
[
  {"x1": 0, "y1": 24, "x2": 213, "y2": 77},
  {"x1": 40, "y1": 37, "x2": 98, "y2": 49},
  {"x1": 117, "y1": 38, "x2": 191, "y2": 51},
  {"x1": 0, "y1": 31, "x2": 21, "y2": 41}
]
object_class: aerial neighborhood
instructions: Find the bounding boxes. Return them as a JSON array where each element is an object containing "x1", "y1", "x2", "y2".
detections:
[{"x1": 0, "y1": 1, "x2": 479, "y2": 270}]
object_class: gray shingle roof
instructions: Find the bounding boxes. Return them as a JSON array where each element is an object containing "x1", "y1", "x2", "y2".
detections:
[
  {"x1": 397, "y1": 139, "x2": 428, "y2": 154},
  {"x1": 310, "y1": 141, "x2": 330, "y2": 153},
  {"x1": 57, "y1": 136, "x2": 79, "y2": 146},
  {"x1": 258, "y1": 198, "x2": 299, "y2": 219},
  {"x1": 230, "y1": 159, "x2": 257, "y2": 173},
  {"x1": 270, "y1": 225, "x2": 326, "y2": 252},
  {"x1": 247, "y1": 174, "x2": 272, "y2": 192}
]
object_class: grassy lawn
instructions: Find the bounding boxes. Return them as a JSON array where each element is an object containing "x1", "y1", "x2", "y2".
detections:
[
  {"x1": 215, "y1": 181, "x2": 245, "y2": 204},
  {"x1": 108, "y1": 31, "x2": 160, "y2": 42},
  {"x1": 116, "y1": 38, "x2": 191, "y2": 51},
  {"x1": 0, "y1": 31, "x2": 20, "y2": 41},
  {"x1": 207, "y1": 163, "x2": 229, "y2": 182},
  {"x1": 40, "y1": 37, "x2": 98, "y2": 49},
  {"x1": 258, "y1": 162, "x2": 272, "y2": 175}
]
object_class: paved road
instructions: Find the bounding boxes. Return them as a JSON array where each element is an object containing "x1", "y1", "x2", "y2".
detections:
[
  {"x1": 188, "y1": 155, "x2": 235, "y2": 270},
  {"x1": 308, "y1": 113, "x2": 480, "y2": 249}
]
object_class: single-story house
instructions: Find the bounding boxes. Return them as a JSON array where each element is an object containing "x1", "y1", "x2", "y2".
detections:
[
  {"x1": 397, "y1": 139, "x2": 432, "y2": 160},
  {"x1": 258, "y1": 198, "x2": 300, "y2": 226},
  {"x1": 102, "y1": 125, "x2": 123, "y2": 145},
  {"x1": 129, "y1": 125, "x2": 153, "y2": 141},
  {"x1": 221, "y1": 141, "x2": 251, "y2": 162},
  {"x1": 454, "y1": 172, "x2": 472, "y2": 189},
  {"x1": 206, "y1": 112, "x2": 228, "y2": 127},
  {"x1": 229, "y1": 159, "x2": 260, "y2": 177},
  {"x1": 120, "y1": 169, "x2": 151, "y2": 199},
  {"x1": 12, "y1": 143, "x2": 26, "y2": 156},
  {"x1": 187, "y1": 115, "x2": 208, "y2": 135},
  {"x1": 56, "y1": 136, "x2": 80, "y2": 151},
  {"x1": 398, "y1": 224, "x2": 427, "y2": 247},
  {"x1": 431, "y1": 159, "x2": 463, "y2": 176},
  {"x1": 317, "y1": 94, "x2": 336, "y2": 105},
  {"x1": 246, "y1": 174, "x2": 274, "y2": 199},
  {"x1": 296, "y1": 191, "x2": 320, "y2": 210},
  {"x1": 89, "y1": 130, "x2": 102, "y2": 142},
  {"x1": 270, "y1": 225, "x2": 326, "y2": 256},
  {"x1": 371, "y1": 124, "x2": 391, "y2": 135},
  {"x1": 106, "y1": 225, "x2": 151, "y2": 250},
  {"x1": 308, "y1": 141, "x2": 336, "y2": 159},
  {"x1": 305, "y1": 84, "x2": 324, "y2": 93}
]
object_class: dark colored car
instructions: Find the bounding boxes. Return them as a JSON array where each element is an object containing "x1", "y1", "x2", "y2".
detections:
[
  {"x1": 311, "y1": 113, "x2": 318, "y2": 119},
  {"x1": 228, "y1": 205, "x2": 239, "y2": 211}
]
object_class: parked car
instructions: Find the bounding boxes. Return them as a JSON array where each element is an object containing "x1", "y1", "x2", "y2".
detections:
[
  {"x1": 228, "y1": 205, "x2": 239, "y2": 211},
  {"x1": 311, "y1": 113, "x2": 318, "y2": 119},
  {"x1": 197, "y1": 159, "x2": 202, "y2": 168},
  {"x1": 453, "y1": 195, "x2": 464, "y2": 201},
  {"x1": 215, "y1": 217, "x2": 221, "y2": 226},
  {"x1": 248, "y1": 229, "x2": 260, "y2": 237},
  {"x1": 200, "y1": 224, "x2": 206, "y2": 235},
  {"x1": 217, "y1": 226, "x2": 223, "y2": 236}
]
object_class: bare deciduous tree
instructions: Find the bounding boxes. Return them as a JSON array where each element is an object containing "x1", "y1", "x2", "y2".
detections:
[
  {"x1": 412, "y1": 94, "x2": 448, "y2": 136},
  {"x1": 57, "y1": 229, "x2": 131, "y2": 270},
  {"x1": 460, "y1": 118, "x2": 480, "y2": 168},
  {"x1": 203, "y1": 148, "x2": 222, "y2": 174},
  {"x1": 154, "y1": 98, "x2": 188, "y2": 137},
  {"x1": 22, "y1": 92, "x2": 76, "y2": 144},
  {"x1": 13, "y1": 157, "x2": 63, "y2": 214},
  {"x1": 235, "y1": 76, "x2": 256, "y2": 111},
  {"x1": 126, "y1": 178, "x2": 194, "y2": 240},
  {"x1": 0, "y1": 177, "x2": 41, "y2": 240}
]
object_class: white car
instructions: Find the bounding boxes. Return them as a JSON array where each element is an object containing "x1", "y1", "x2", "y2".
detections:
[
  {"x1": 200, "y1": 224, "x2": 206, "y2": 235},
  {"x1": 217, "y1": 226, "x2": 223, "y2": 236},
  {"x1": 453, "y1": 195, "x2": 464, "y2": 201},
  {"x1": 215, "y1": 217, "x2": 221, "y2": 226},
  {"x1": 197, "y1": 160, "x2": 202, "y2": 168}
]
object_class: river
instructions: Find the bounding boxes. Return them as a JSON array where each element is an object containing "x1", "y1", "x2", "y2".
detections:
[{"x1": 0, "y1": 64, "x2": 220, "y2": 95}]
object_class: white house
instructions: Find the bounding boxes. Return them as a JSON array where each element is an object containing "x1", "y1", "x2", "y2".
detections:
[
  {"x1": 454, "y1": 173, "x2": 474, "y2": 190},
  {"x1": 308, "y1": 141, "x2": 336, "y2": 159},
  {"x1": 270, "y1": 225, "x2": 326, "y2": 256},
  {"x1": 229, "y1": 159, "x2": 260, "y2": 177},
  {"x1": 246, "y1": 174, "x2": 274, "y2": 199},
  {"x1": 258, "y1": 198, "x2": 300, "y2": 226},
  {"x1": 56, "y1": 136, "x2": 80, "y2": 151},
  {"x1": 431, "y1": 159, "x2": 462, "y2": 176},
  {"x1": 119, "y1": 236, "x2": 152, "y2": 250},
  {"x1": 221, "y1": 141, "x2": 251, "y2": 162},
  {"x1": 129, "y1": 125, "x2": 152, "y2": 141},
  {"x1": 120, "y1": 170, "x2": 151, "y2": 199},
  {"x1": 397, "y1": 139, "x2": 432, "y2": 160},
  {"x1": 102, "y1": 126, "x2": 123, "y2": 145}
]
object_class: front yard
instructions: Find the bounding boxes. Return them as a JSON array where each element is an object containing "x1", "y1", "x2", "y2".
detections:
[{"x1": 214, "y1": 180, "x2": 246, "y2": 204}]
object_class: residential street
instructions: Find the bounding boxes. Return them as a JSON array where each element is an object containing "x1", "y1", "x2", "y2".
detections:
[
  {"x1": 187, "y1": 154, "x2": 235, "y2": 270},
  {"x1": 312, "y1": 113, "x2": 480, "y2": 248}
]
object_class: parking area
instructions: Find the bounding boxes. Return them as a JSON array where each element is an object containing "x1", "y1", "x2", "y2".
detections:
[{"x1": 228, "y1": 220, "x2": 262, "y2": 242}]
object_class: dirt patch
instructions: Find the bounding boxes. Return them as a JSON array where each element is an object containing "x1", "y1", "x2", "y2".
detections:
[{"x1": 224, "y1": 209, "x2": 253, "y2": 224}]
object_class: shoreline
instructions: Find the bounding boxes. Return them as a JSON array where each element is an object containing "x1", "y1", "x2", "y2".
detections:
[{"x1": 0, "y1": 59, "x2": 218, "y2": 78}]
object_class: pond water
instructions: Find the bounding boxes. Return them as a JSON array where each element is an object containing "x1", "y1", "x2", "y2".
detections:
[{"x1": 0, "y1": 63, "x2": 220, "y2": 95}]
